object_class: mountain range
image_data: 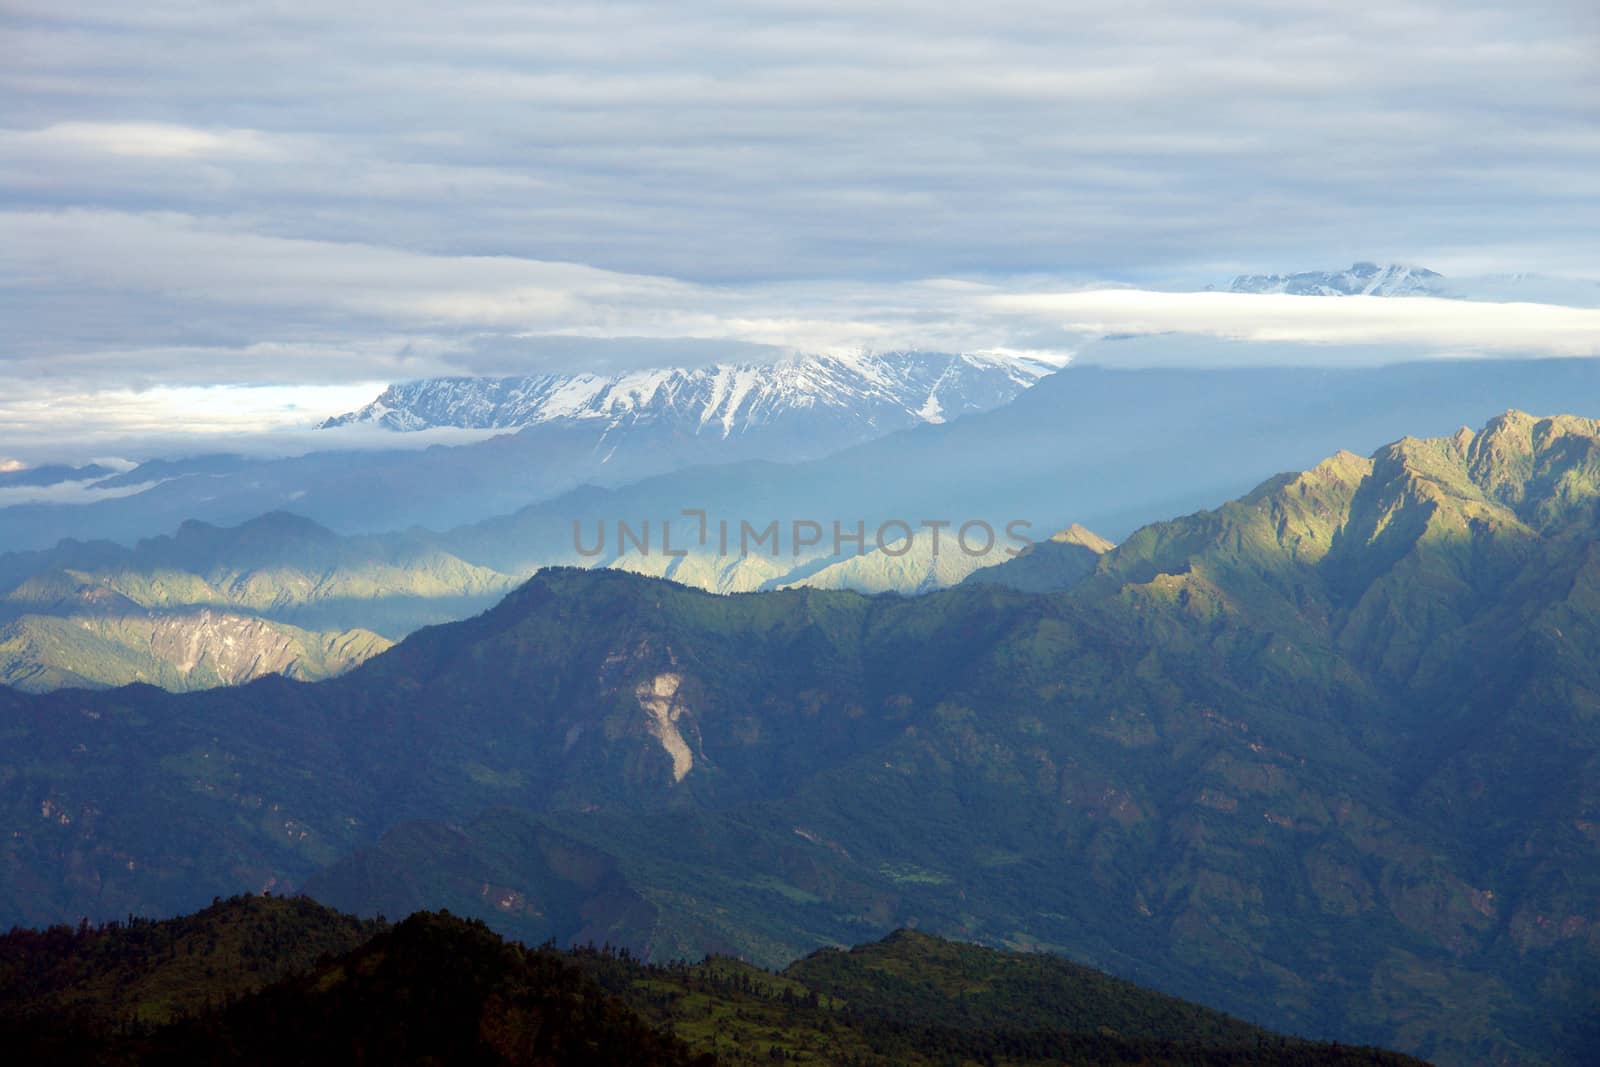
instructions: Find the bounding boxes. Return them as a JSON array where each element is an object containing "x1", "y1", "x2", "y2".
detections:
[
  {"x1": 12, "y1": 357, "x2": 1600, "y2": 691},
  {"x1": 0, "y1": 351, "x2": 1048, "y2": 551},
  {"x1": 4, "y1": 411, "x2": 1599, "y2": 1062},
  {"x1": 321, "y1": 350, "x2": 1050, "y2": 434}
]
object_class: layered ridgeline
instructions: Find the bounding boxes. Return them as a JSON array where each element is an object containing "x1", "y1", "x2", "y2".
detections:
[
  {"x1": 11, "y1": 357, "x2": 1600, "y2": 562},
  {"x1": 3, "y1": 414, "x2": 1599, "y2": 1061},
  {"x1": 0, "y1": 512, "x2": 519, "y2": 692},
  {"x1": 19, "y1": 356, "x2": 1600, "y2": 692},
  {"x1": 0, "y1": 504, "x2": 1059, "y2": 690},
  {"x1": 0, "y1": 351, "x2": 1047, "y2": 550},
  {"x1": 0, "y1": 896, "x2": 1421, "y2": 1066}
]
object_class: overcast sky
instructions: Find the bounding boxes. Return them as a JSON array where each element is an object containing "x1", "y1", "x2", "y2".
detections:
[{"x1": 3, "y1": 0, "x2": 1599, "y2": 456}]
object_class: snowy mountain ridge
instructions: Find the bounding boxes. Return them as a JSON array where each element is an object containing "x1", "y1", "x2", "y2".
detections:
[
  {"x1": 322, "y1": 350, "x2": 1053, "y2": 436},
  {"x1": 1229, "y1": 261, "x2": 1445, "y2": 297},
  {"x1": 1226, "y1": 262, "x2": 1600, "y2": 307}
]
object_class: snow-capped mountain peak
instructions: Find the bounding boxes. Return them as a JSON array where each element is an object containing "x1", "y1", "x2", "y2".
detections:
[
  {"x1": 1229, "y1": 262, "x2": 1445, "y2": 297},
  {"x1": 320, "y1": 351, "x2": 1052, "y2": 441}
]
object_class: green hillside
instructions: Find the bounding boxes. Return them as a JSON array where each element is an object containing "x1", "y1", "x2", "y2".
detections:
[{"x1": 0, "y1": 610, "x2": 391, "y2": 692}]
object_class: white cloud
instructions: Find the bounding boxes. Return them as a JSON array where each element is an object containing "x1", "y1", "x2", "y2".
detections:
[
  {"x1": 2, "y1": 0, "x2": 1598, "y2": 455},
  {"x1": 4, "y1": 1, "x2": 1596, "y2": 280},
  {"x1": 989, "y1": 290, "x2": 1600, "y2": 357},
  {"x1": 0, "y1": 382, "x2": 384, "y2": 455},
  {"x1": 7, "y1": 121, "x2": 279, "y2": 159},
  {"x1": 1, "y1": 207, "x2": 1596, "y2": 422},
  {"x1": 0, "y1": 478, "x2": 168, "y2": 508}
]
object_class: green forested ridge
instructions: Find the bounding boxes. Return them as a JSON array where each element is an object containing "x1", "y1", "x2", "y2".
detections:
[
  {"x1": 0, "y1": 609, "x2": 392, "y2": 692},
  {"x1": 0, "y1": 895, "x2": 1420, "y2": 1066},
  {"x1": 2, "y1": 412, "x2": 1598, "y2": 1063}
]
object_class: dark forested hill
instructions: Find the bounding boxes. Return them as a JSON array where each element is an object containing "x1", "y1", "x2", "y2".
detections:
[
  {"x1": 0, "y1": 895, "x2": 1421, "y2": 1066},
  {"x1": 3, "y1": 412, "x2": 1599, "y2": 1063}
]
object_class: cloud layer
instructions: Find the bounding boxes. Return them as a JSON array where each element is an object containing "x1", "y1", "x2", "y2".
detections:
[{"x1": 3, "y1": 1, "x2": 1598, "y2": 455}]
